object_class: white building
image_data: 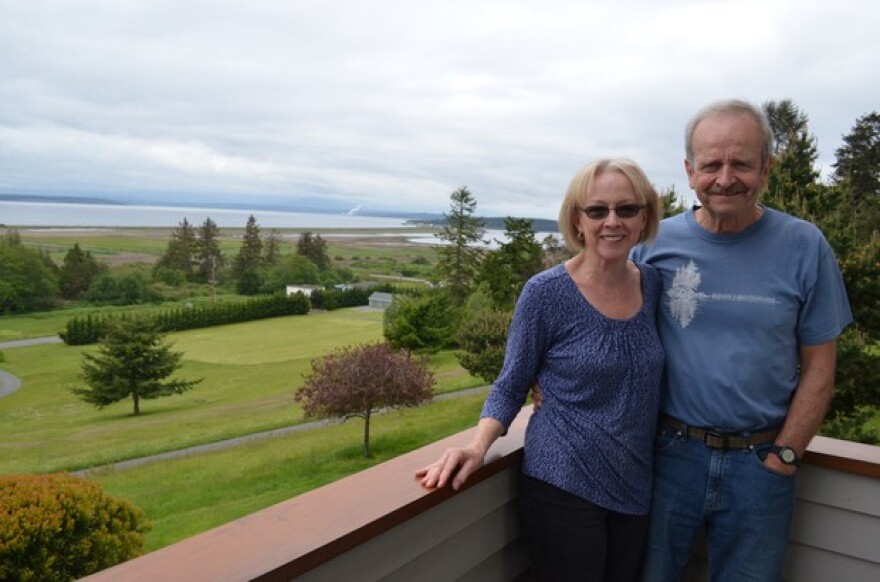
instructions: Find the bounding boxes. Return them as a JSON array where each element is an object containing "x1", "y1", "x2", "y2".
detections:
[
  {"x1": 368, "y1": 292, "x2": 394, "y2": 310},
  {"x1": 285, "y1": 285, "x2": 323, "y2": 298}
]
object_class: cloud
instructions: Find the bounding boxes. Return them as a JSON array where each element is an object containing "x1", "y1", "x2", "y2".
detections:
[{"x1": 1, "y1": 0, "x2": 878, "y2": 218}]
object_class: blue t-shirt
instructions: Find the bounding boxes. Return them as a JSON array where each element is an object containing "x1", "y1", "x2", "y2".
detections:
[
  {"x1": 481, "y1": 262, "x2": 664, "y2": 515},
  {"x1": 631, "y1": 207, "x2": 852, "y2": 432}
]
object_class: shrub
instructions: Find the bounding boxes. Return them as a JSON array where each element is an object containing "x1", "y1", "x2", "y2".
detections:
[
  {"x1": 456, "y1": 309, "x2": 513, "y2": 383},
  {"x1": 309, "y1": 288, "x2": 370, "y2": 310},
  {"x1": 0, "y1": 473, "x2": 151, "y2": 581},
  {"x1": 153, "y1": 266, "x2": 186, "y2": 287}
]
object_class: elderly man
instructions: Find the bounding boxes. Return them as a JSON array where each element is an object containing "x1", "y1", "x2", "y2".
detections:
[{"x1": 633, "y1": 99, "x2": 852, "y2": 581}]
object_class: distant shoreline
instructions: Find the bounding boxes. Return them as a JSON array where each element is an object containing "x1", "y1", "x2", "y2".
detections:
[{"x1": 0, "y1": 195, "x2": 559, "y2": 232}]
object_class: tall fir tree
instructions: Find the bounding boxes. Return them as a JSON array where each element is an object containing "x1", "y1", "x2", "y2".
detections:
[
  {"x1": 263, "y1": 229, "x2": 283, "y2": 267},
  {"x1": 832, "y1": 111, "x2": 880, "y2": 243},
  {"x1": 195, "y1": 217, "x2": 224, "y2": 283},
  {"x1": 59, "y1": 243, "x2": 104, "y2": 299},
  {"x1": 763, "y1": 99, "x2": 809, "y2": 156},
  {"x1": 477, "y1": 217, "x2": 543, "y2": 308},
  {"x1": 762, "y1": 100, "x2": 823, "y2": 219},
  {"x1": 156, "y1": 218, "x2": 198, "y2": 279},
  {"x1": 232, "y1": 214, "x2": 263, "y2": 279},
  {"x1": 434, "y1": 186, "x2": 484, "y2": 305}
]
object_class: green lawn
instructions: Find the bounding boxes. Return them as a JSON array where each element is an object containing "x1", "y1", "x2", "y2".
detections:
[
  {"x1": 90, "y1": 392, "x2": 487, "y2": 551},
  {"x1": 0, "y1": 308, "x2": 483, "y2": 475}
]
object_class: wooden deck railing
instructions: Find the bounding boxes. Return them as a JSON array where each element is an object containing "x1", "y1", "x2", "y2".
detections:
[{"x1": 82, "y1": 407, "x2": 880, "y2": 581}]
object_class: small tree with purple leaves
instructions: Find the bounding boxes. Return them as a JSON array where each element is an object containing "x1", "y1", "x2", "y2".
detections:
[{"x1": 295, "y1": 342, "x2": 435, "y2": 457}]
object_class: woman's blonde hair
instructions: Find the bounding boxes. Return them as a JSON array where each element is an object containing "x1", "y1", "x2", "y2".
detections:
[{"x1": 557, "y1": 158, "x2": 661, "y2": 253}]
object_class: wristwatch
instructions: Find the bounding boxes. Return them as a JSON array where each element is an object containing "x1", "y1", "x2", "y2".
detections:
[{"x1": 771, "y1": 445, "x2": 800, "y2": 467}]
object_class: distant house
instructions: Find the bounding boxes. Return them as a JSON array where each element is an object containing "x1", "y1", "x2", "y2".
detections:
[
  {"x1": 286, "y1": 285, "x2": 323, "y2": 298},
  {"x1": 368, "y1": 292, "x2": 394, "y2": 310}
]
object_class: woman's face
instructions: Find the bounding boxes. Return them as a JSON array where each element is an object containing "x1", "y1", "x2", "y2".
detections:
[{"x1": 576, "y1": 170, "x2": 646, "y2": 261}]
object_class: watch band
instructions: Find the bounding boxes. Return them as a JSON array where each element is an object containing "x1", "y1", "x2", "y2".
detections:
[{"x1": 771, "y1": 445, "x2": 800, "y2": 467}]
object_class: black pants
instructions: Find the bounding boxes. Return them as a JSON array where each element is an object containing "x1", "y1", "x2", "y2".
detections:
[{"x1": 518, "y1": 474, "x2": 649, "y2": 582}]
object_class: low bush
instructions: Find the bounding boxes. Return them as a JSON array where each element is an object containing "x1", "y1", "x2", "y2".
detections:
[
  {"x1": 309, "y1": 288, "x2": 370, "y2": 310},
  {"x1": 0, "y1": 473, "x2": 150, "y2": 581}
]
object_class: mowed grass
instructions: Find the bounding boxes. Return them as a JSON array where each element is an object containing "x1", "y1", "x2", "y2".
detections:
[
  {"x1": 89, "y1": 392, "x2": 487, "y2": 551},
  {"x1": 0, "y1": 308, "x2": 483, "y2": 475}
]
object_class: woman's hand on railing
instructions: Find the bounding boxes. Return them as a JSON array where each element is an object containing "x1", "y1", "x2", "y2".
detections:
[{"x1": 415, "y1": 446, "x2": 485, "y2": 491}]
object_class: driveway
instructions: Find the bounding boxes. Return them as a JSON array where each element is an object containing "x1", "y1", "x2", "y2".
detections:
[{"x1": 0, "y1": 336, "x2": 62, "y2": 397}]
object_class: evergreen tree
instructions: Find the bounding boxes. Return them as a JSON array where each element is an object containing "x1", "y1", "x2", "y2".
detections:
[
  {"x1": 71, "y1": 318, "x2": 201, "y2": 415},
  {"x1": 434, "y1": 186, "x2": 484, "y2": 305},
  {"x1": 296, "y1": 231, "x2": 330, "y2": 271},
  {"x1": 263, "y1": 229, "x2": 283, "y2": 267},
  {"x1": 762, "y1": 99, "x2": 824, "y2": 219},
  {"x1": 195, "y1": 217, "x2": 224, "y2": 283},
  {"x1": 498, "y1": 217, "x2": 543, "y2": 288},
  {"x1": 659, "y1": 185, "x2": 687, "y2": 217},
  {"x1": 476, "y1": 217, "x2": 543, "y2": 309},
  {"x1": 763, "y1": 99, "x2": 810, "y2": 156},
  {"x1": 59, "y1": 243, "x2": 104, "y2": 299},
  {"x1": 232, "y1": 214, "x2": 263, "y2": 279},
  {"x1": 456, "y1": 309, "x2": 513, "y2": 383},
  {"x1": 832, "y1": 111, "x2": 880, "y2": 242},
  {"x1": 156, "y1": 218, "x2": 197, "y2": 280},
  {"x1": 383, "y1": 290, "x2": 460, "y2": 353}
]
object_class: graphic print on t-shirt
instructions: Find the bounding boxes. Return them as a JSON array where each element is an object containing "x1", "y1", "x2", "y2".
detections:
[{"x1": 668, "y1": 260, "x2": 779, "y2": 328}]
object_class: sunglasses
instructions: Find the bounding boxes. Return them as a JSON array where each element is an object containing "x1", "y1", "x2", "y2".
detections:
[{"x1": 579, "y1": 204, "x2": 645, "y2": 220}]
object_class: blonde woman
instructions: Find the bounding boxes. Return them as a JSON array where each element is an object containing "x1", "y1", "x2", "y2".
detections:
[{"x1": 418, "y1": 158, "x2": 664, "y2": 581}]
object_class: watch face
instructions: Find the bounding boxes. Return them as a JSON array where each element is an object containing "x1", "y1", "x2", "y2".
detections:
[{"x1": 780, "y1": 448, "x2": 796, "y2": 463}]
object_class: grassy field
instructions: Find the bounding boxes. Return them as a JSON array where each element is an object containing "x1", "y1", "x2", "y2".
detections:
[
  {"x1": 15, "y1": 226, "x2": 440, "y2": 280},
  {"x1": 0, "y1": 308, "x2": 483, "y2": 475},
  {"x1": 1, "y1": 226, "x2": 482, "y2": 556}
]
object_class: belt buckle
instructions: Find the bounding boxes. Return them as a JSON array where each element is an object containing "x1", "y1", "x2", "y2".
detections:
[{"x1": 704, "y1": 430, "x2": 728, "y2": 449}]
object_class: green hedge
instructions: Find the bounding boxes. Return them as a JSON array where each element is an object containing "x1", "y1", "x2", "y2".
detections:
[
  {"x1": 60, "y1": 294, "x2": 310, "y2": 345},
  {"x1": 0, "y1": 473, "x2": 150, "y2": 581},
  {"x1": 309, "y1": 288, "x2": 370, "y2": 310}
]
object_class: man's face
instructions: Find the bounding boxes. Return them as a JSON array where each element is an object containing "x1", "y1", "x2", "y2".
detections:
[{"x1": 685, "y1": 113, "x2": 770, "y2": 223}]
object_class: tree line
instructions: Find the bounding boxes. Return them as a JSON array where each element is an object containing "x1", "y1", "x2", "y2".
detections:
[{"x1": 0, "y1": 213, "x2": 354, "y2": 313}]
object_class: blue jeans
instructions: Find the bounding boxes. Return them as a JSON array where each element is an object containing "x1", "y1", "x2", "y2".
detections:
[{"x1": 641, "y1": 427, "x2": 796, "y2": 582}]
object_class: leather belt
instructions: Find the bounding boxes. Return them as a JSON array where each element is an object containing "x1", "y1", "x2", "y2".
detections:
[{"x1": 660, "y1": 414, "x2": 779, "y2": 450}]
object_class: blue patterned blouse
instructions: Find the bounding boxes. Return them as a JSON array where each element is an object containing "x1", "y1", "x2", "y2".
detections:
[{"x1": 481, "y1": 262, "x2": 664, "y2": 514}]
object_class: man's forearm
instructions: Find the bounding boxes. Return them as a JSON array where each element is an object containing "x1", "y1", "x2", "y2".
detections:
[{"x1": 775, "y1": 340, "x2": 837, "y2": 455}]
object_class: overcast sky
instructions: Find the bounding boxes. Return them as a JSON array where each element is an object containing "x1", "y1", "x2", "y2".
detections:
[{"x1": 2, "y1": 1, "x2": 878, "y2": 219}]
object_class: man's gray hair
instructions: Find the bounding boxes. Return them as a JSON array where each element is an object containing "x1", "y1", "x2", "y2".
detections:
[{"x1": 685, "y1": 99, "x2": 774, "y2": 167}]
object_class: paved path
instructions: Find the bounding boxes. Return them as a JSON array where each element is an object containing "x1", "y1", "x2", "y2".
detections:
[
  {"x1": 72, "y1": 385, "x2": 491, "y2": 476},
  {"x1": 0, "y1": 336, "x2": 62, "y2": 397},
  {"x1": 0, "y1": 336, "x2": 63, "y2": 350}
]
